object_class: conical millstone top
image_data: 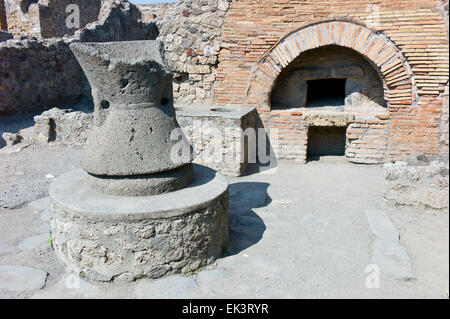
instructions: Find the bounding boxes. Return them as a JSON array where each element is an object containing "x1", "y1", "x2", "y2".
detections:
[{"x1": 70, "y1": 40, "x2": 193, "y2": 196}]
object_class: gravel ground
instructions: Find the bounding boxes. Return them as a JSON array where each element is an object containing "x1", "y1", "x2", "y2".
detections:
[{"x1": 0, "y1": 141, "x2": 448, "y2": 299}]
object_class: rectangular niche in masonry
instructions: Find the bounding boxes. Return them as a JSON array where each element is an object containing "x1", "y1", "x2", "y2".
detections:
[
  {"x1": 307, "y1": 126, "x2": 347, "y2": 160},
  {"x1": 270, "y1": 45, "x2": 386, "y2": 111}
]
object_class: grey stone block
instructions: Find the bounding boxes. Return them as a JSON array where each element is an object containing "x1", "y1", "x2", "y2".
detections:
[
  {"x1": 31, "y1": 273, "x2": 100, "y2": 299},
  {"x1": 0, "y1": 266, "x2": 47, "y2": 292},
  {"x1": 19, "y1": 233, "x2": 50, "y2": 251},
  {"x1": 175, "y1": 105, "x2": 258, "y2": 176},
  {"x1": 135, "y1": 275, "x2": 199, "y2": 299},
  {"x1": 365, "y1": 210, "x2": 400, "y2": 242},
  {"x1": 373, "y1": 239, "x2": 415, "y2": 281}
]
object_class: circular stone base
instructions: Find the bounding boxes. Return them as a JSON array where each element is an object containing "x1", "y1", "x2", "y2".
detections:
[{"x1": 49, "y1": 165, "x2": 229, "y2": 282}]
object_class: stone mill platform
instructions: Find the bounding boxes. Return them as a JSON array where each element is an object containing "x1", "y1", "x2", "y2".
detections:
[{"x1": 49, "y1": 164, "x2": 229, "y2": 282}]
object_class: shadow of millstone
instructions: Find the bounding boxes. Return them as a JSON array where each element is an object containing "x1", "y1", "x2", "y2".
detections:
[{"x1": 226, "y1": 182, "x2": 271, "y2": 256}]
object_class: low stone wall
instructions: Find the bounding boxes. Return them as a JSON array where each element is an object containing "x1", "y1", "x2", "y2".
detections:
[
  {"x1": 0, "y1": 0, "x2": 158, "y2": 115},
  {"x1": 176, "y1": 105, "x2": 257, "y2": 176},
  {"x1": 383, "y1": 155, "x2": 449, "y2": 210},
  {"x1": 0, "y1": 38, "x2": 86, "y2": 115},
  {"x1": 33, "y1": 108, "x2": 92, "y2": 146}
]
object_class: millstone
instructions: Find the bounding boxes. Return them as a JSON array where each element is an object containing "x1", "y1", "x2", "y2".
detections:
[
  {"x1": 70, "y1": 40, "x2": 193, "y2": 196},
  {"x1": 49, "y1": 40, "x2": 229, "y2": 282}
]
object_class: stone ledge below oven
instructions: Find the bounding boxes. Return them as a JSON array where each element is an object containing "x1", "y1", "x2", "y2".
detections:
[{"x1": 301, "y1": 109, "x2": 354, "y2": 127}]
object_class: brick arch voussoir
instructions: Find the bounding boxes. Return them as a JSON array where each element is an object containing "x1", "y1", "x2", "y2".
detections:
[{"x1": 245, "y1": 20, "x2": 414, "y2": 110}]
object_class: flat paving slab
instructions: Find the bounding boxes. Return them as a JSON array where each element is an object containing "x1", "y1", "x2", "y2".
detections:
[
  {"x1": 19, "y1": 233, "x2": 49, "y2": 251},
  {"x1": 0, "y1": 265, "x2": 47, "y2": 292},
  {"x1": 135, "y1": 275, "x2": 200, "y2": 299}
]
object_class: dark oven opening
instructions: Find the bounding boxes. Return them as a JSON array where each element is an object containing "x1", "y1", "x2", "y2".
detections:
[{"x1": 306, "y1": 78, "x2": 346, "y2": 107}]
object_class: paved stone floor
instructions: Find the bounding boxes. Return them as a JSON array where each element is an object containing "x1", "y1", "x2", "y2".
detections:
[{"x1": 0, "y1": 144, "x2": 448, "y2": 299}]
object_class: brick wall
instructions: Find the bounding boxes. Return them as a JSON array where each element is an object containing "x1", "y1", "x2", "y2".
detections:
[
  {"x1": 215, "y1": 0, "x2": 449, "y2": 163},
  {"x1": 0, "y1": 0, "x2": 6, "y2": 30}
]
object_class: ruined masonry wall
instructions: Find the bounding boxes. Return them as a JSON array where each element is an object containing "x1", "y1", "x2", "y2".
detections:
[
  {"x1": 0, "y1": 0, "x2": 158, "y2": 115},
  {"x1": 384, "y1": 160, "x2": 449, "y2": 210},
  {"x1": 4, "y1": 0, "x2": 102, "y2": 39},
  {"x1": 138, "y1": 3, "x2": 176, "y2": 21},
  {"x1": 142, "y1": 0, "x2": 232, "y2": 105}
]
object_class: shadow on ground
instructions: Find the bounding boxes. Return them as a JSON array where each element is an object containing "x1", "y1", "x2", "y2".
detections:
[
  {"x1": 242, "y1": 113, "x2": 278, "y2": 177},
  {"x1": 225, "y1": 182, "x2": 271, "y2": 256}
]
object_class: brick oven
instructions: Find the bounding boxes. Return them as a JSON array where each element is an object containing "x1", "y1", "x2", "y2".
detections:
[
  {"x1": 270, "y1": 45, "x2": 388, "y2": 162},
  {"x1": 215, "y1": 0, "x2": 449, "y2": 164}
]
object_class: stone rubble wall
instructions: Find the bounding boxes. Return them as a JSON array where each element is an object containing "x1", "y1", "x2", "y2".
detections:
[
  {"x1": 32, "y1": 107, "x2": 92, "y2": 146},
  {"x1": 0, "y1": 0, "x2": 158, "y2": 115},
  {"x1": 4, "y1": 0, "x2": 103, "y2": 39},
  {"x1": 4, "y1": 0, "x2": 41, "y2": 38},
  {"x1": 138, "y1": 2, "x2": 176, "y2": 21},
  {"x1": 383, "y1": 156, "x2": 449, "y2": 210},
  {"x1": 0, "y1": 37, "x2": 86, "y2": 115},
  {"x1": 142, "y1": 0, "x2": 232, "y2": 105},
  {"x1": 176, "y1": 106, "x2": 257, "y2": 176}
]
